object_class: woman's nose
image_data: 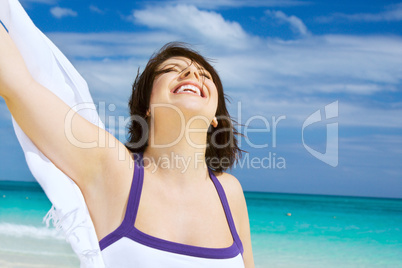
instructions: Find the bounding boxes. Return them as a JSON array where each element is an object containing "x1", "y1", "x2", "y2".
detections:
[{"x1": 180, "y1": 65, "x2": 200, "y2": 81}]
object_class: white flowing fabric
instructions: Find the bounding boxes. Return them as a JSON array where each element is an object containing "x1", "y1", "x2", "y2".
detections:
[{"x1": 0, "y1": 1, "x2": 106, "y2": 267}]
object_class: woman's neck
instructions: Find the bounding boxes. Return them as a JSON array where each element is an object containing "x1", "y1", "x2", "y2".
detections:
[{"x1": 144, "y1": 114, "x2": 211, "y2": 184}]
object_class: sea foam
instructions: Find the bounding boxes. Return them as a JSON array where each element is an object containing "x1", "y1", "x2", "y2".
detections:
[{"x1": 0, "y1": 222, "x2": 65, "y2": 240}]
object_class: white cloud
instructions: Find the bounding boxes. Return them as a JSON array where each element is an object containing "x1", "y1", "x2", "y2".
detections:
[
  {"x1": 214, "y1": 34, "x2": 402, "y2": 98},
  {"x1": 265, "y1": 10, "x2": 309, "y2": 36},
  {"x1": 50, "y1": 7, "x2": 78, "y2": 19},
  {"x1": 342, "y1": 135, "x2": 402, "y2": 155},
  {"x1": 226, "y1": 90, "x2": 402, "y2": 128},
  {"x1": 317, "y1": 3, "x2": 402, "y2": 23},
  {"x1": 89, "y1": 5, "x2": 105, "y2": 15},
  {"x1": 132, "y1": 5, "x2": 249, "y2": 49},
  {"x1": 47, "y1": 32, "x2": 180, "y2": 58}
]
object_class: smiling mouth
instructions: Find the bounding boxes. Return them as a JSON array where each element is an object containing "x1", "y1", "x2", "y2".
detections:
[{"x1": 173, "y1": 84, "x2": 205, "y2": 98}]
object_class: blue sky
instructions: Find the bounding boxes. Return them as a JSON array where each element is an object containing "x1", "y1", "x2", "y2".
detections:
[{"x1": 0, "y1": 0, "x2": 401, "y2": 198}]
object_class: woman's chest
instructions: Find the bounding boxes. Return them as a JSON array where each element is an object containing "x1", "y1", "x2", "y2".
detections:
[{"x1": 135, "y1": 180, "x2": 234, "y2": 248}]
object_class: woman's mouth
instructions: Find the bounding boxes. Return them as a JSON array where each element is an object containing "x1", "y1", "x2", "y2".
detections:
[{"x1": 173, "y1": 83, "x2": 205, "y2": 98}]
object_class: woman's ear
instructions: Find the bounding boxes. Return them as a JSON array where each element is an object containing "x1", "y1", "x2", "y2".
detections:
[{"x1": 211, "y1": 117, "x2": 218, "y2": 128}]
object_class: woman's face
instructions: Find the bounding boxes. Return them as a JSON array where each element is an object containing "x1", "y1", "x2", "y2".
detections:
[{"x1": 149, "y1": 56, "x2": 218, "y2": 123}]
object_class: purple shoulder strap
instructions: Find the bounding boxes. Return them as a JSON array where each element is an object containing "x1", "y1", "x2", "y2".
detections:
[
  {"x1": 99, "y1": 153, "x2": 143, "y2": 250},
  {"x1": 208, "y1": 169, "x2": 244, "y2": 255}
]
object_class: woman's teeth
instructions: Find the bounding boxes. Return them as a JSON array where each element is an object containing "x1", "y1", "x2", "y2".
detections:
[{"x1": 175, "y1": 84, "x2": 202, "y2": 96}]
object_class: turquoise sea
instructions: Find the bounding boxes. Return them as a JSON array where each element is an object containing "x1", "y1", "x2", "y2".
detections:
[{"x1": 1, "y1": 181, "x2": 401, "y2": 268}]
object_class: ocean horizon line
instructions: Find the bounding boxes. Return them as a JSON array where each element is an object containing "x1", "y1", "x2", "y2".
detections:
[{"x1": 1, "y1": 179, "x2": 401, "y2": 200}]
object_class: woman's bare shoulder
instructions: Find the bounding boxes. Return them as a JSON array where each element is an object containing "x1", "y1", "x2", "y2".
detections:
[
  {"x1": 213, "y1": 171, "x2": 244, "y2": 197},
  {"x1": 213, "y1": 171, "x2": 246, "y2": 215}
]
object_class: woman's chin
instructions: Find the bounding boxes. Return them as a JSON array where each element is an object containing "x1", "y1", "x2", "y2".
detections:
[{"x1": 176, "y1": 102, "x2": 213, "y2": 119}]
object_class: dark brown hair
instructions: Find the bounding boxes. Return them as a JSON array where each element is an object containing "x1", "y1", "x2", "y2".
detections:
[{"x1": 126, "y1": 42, "x2": 244, "y2": 172}]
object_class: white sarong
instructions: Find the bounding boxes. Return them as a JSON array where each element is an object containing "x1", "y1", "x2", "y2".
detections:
[{"x1": 0, "y1": 1, "x2": 106, "y2": 267}]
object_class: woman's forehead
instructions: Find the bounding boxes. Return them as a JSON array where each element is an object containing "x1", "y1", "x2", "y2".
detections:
[
  {"x1": 159, "y1": 56, "x2": 205, "y2": 70},
  {"x1": 163, "y1": 56, "x2": 191, "y2": 64}
]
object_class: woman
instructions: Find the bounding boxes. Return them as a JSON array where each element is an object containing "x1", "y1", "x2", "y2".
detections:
[{"x1": 0, "y1": 20, "x2": 254, "y2": 267}]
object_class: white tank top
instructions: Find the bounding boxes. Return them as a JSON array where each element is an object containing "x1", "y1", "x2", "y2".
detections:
[{"x1": 99, "y1": 154, "x2": 245, "y2": 267}]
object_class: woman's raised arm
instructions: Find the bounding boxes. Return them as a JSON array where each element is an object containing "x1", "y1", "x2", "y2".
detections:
[{"x1": 0, "y1": 24, "x2": 129, "y2": 190}]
